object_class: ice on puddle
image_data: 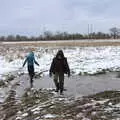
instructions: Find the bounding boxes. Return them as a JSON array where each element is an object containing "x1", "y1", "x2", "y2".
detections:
[
  {"x1": 0, "y1": 98, "x2": 5, "y2": 103},
  {"x1": 43, "y1": 88, "x2": 54, "y2": 91},
  {"x1": 17, "y1": 111, "x2": 22, "y2": 114},
  {"x1": 105, "y1": 107, "x2": 114, "y2": 112},
  {"x1": 76, "y1": 112, "x2": 83, "y2": 118},
  {"x1": 31, "y1": 107, "x2": 41, "y2": 112},
  {"x1": 44, "y1": 114, "x2": 57, "y2": 118},
  {"x1": 84, "y1": 99, "x2": 109, "y2": 107},
  {"x1": 114, "y1": 103, "x2": 120, "y2": 108},
  {"x1": 82, "y1": 118, "x2": 91, "y2": 120},
  {"x1": 35, "y1": 117, "x2": 40, "y2": 120},
  {"x1": 96, "y1": 99, "x2": 109, "y2": 104},
  {"x1": 16, "y1": 116, "x2": 22, "y2": 120},
  {"x1": 33, "y1": 111, "x2": 40, "y2": 114},
  {"x1": 108, "y1": 102, "x2": 112, "y2": 106},
  {"x1": 58, "y1": 98, "x2": 66, "y2": 101},
  {"x1": 22, "y1": 113, "x2": 28, "y2": 117},
  {"x1": 91, "y1": 111, "x2": 97, "y2": 116}
]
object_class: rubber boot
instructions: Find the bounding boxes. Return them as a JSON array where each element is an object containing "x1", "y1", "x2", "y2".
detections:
[
  {"x1": 60, "y1": 85, "x2": 63, "y2": 95},
  {"x1": 60, "y1": 89, "x2": 63, "y2": 95},
  {"x1": 30, "y1": 78, "x2": 33, "y2": 88},
  {"x1": 55, "y1": 83, "x2": 59, "y2": 92},
  {"x1": 60, "y1": 82, "x2": 63, "y2": 95}
]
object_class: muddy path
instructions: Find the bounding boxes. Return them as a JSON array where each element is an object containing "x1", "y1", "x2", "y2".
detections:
[
  {"x1": 1, "y1": 71, "x2": 120, "y2": 105},
  {"x1": 18, "y1": 72, "x2": 120, "y2": 97},
  {"x1": 1, "y1": 72, "x2": 120, "y2": 120}
]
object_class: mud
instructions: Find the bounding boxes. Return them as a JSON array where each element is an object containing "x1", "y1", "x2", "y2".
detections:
[{"x1": 0, "y1": 72, "x2": 120, "y2": 120}]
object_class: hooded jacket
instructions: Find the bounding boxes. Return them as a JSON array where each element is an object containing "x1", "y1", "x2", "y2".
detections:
[
  {"x1": 49, "y1": 50, "x2": 70, "y2": 74},
  {"x1": 23, "y1": 52, "x2": 39, "y2": 67}
]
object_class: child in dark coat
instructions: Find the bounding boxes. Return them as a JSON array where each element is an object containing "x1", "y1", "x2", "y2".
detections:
[{"x1": 49, "y1": 50, "x2": 70, "y2": 94}]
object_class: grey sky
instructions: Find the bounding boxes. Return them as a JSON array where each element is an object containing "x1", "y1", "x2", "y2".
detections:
[{"x1": 0, "y1": 0, "x2": 120, "y2": 36}]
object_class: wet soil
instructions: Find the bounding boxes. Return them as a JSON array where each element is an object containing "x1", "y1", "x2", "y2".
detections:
[{"x1": 1, "y1": 72, "x2": 120, "y2": 120}]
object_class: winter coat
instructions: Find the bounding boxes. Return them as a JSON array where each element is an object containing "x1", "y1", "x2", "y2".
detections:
[
  {"x1": 23, "y1": 52, "x2": 39, "y2": 67},
  {"x1": 49, "y1": 57, "x2": 70, "y2": 75}
]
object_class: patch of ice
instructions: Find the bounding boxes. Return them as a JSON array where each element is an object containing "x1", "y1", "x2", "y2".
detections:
[
  {"x1": 114, "y1": 103, "x2": 120, "y2": 108},
  {"x1": 31, "y1": 107, "x2": 41, "y2": 112},
  {"x1": 0, "y1": 98, "x2": 4, "y2": 103},
  {"x1": 105, "y1": 107, "x2": 114, "y2": 112},
  {"x1": 76, "y1": 112, "x2": 83, "y2": 118},
  {"x1": 108, "y1": 102, "x2": 112, "y2": 106},
  {"x1": 17, "y1": 111, "x2": 22, "y2": 114},
  {"x1": 35, "y1": 117, "x2": 40, "y2": 120},
  {"x1": 58, "y1": 98, "x2": 67, "y2": 101},
  {"x1": 84, "y1": 99, "x2": 109, "y2": 107},
  {"x1": 42, "y1": 88, "x2": 55, "y2": 91},
  {"x1": 22, "y1": 113, "x2": 28, "y2": 117},
  {"x1": 96, "y1": 99, "x2": 109, "y2": 104},
  {"x1": 16, "y1": 116, "x2": 22, "y2": 120},
  {"x1": 44, "y1": 114, "x2": 57, "y2": 118},
  {"x1": 82, "y1": 118, "x2": 91, "y2": 120},
  {"x1": 0, "y1": 89, "x2": 8, "y2": 103},
  {"x1": 91, "y1": 111, "x2": 97, "y2": 116},
  {"x1": 84, "y1": 103, "x2": 94, "y2": 107},
  {"x1": 33, "y1": 111, "x2": 40, "y2": 114},
  {"x1": 114, "y1": 118, "x2": 120, "y2": 120}
]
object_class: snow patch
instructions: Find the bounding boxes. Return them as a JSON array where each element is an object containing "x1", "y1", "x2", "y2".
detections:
[
  {"x1": 22, "y1": 113, "x2": 28, "y2": 117},
  {"x1": 1, "y1": 46, "x2": 120, "y2": 76},
  {"x1": 44, "y1": 114, "x2": 57, "y2": 118}
]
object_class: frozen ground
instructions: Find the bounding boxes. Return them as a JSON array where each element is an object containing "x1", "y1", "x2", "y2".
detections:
[
  {"x1": 0, "y1": 44, "x2": 120, "y2": 119},
  {"x1": 14, "y1": 72, "x2": 120, "y2": 98},
  {"x1": 0, "y1": 45, "x2": 120, "y2": 77},
  {"x1": 1, "y1": 72, "x2": 120, "y2": 120}
]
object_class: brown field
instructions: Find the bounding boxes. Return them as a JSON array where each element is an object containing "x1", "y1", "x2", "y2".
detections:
[{"x1": 1, "y1": 40, "x2": 120, "y2": 47}]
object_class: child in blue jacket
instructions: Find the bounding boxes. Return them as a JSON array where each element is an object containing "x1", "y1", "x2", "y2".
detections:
[{"x1": 23, "y1": 51, "x2": 39, "y2": 88}]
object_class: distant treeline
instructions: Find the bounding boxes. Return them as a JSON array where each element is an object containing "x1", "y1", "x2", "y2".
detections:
[{"x1": 0, "y1": 27, "x2": 120, "y2": 41}]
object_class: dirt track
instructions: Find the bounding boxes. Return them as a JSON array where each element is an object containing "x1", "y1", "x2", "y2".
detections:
[
  {"x1": 16, "y1": 72, "x2": 120, "y2": 98},
  {"x1": 1, "y1": 71, "x2": 120, "y2": 119}
]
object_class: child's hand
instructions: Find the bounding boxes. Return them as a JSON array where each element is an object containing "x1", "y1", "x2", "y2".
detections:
[
  {"x1": 49, "y1": 72, "x2": 52, "y2": 77},
  {"x1": 68, "y1": 73, "x2": 70, "y2": 77}
]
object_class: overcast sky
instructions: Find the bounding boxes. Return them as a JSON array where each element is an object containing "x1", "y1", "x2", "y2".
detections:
[{"x1": 0, "y1": 0, "x2": 120, "y2": 36}]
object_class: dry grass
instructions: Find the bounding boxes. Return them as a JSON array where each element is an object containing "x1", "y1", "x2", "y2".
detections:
[{"x1": 2, "y1": 40, "x2": 120, "y2": 47}]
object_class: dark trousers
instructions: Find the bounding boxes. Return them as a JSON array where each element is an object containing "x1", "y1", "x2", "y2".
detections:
[
  {"x1": 28, "y1": 65, "x2": 34, "y2": 87},
  {"x1": 54, "y1": 72, "x2": 64, "y2": 93}
]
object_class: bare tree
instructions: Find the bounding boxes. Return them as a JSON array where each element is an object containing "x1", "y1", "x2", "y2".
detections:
[{"x1": 110, "y1": 27, "x2": 120, "y2": 39}]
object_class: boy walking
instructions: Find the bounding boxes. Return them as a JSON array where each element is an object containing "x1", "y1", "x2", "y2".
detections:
[
  {"x1": 49, "y1": 50, "x2": 70, "y2": 95},
  {"x1": 23, "y1": 50, "x2": 39, "y2": 88}
]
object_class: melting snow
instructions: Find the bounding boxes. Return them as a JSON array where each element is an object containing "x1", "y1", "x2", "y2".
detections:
[
  {"x1": 44, "y1": 114, "x2": 57, "y2": 118},
  {"x1": 1, "y1": 46, "x2": 120, "y2": 76},
  {"x1": 21, "y1": 113, "x2": 28, "y2": 117}
]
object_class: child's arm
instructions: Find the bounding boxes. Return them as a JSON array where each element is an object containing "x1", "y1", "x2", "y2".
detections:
[
  {"x1": 23, "y1": 58, "x2": 27, "y2": 67},
  {"x1": 65, "y1": 58, "x2": 70, "y2": 77},
  {"x1": 49, "y1": 58, "x2": 55, "y2": 76},
  {"x1": 34, "y1": 58, "x2": 39, "y2": 66}
]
